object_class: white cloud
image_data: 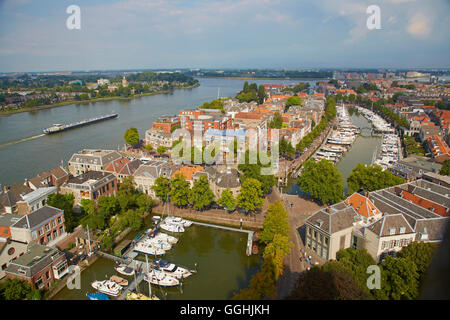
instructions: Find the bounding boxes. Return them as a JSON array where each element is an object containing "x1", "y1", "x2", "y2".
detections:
[{"x1": 407, "y1": 13, "x2": 431, "y2": 37}]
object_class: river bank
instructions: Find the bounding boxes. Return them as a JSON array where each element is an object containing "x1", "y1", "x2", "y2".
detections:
[{"x1": 0, "y1": 83, "x2": 200, "y2": 117}]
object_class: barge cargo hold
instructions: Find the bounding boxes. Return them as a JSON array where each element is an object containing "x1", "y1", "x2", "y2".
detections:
[{"x1": 43, "y1": 113, "x2": 118, "y2": 134}]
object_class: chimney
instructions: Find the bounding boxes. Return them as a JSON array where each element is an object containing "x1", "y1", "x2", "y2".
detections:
[
  {"x1": 326, "y1": 207, "x2": 331, "y2": 213},
  {"x1": 3, "y1": 185, "x2": 8, "y2": 193}
]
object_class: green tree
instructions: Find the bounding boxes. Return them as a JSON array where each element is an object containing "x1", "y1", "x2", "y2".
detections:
[
  {"x1": 136, "y1": 193, "x2": 155, "y2": 213},
  {"x1": 124, "y1": 127, "x2": 139, "y2": 145},
  {"x1": 145, "y1": 144, "x2": 153, "y2": 152},
  {"x1": 47, "y1": 193, "x2": 77, "y2": 233},
  {"x1": 440, "y1": 159, "x2": 450, "y2": 176},
  {"x1": 269, "y1": 111, "x2": 283, "y2": 129},
  {"x1": 217, "y1": 188, "x2": 236, "y2": 211},
  {"x1": 347, "y1": 163, "x2": 404, "y2": 194},
  {"x1": 285, "y1": 96, "x2": 302, "y2": 109},
  {"x1": 169, "y1": 173, "x2": 190, "y2": 207},
  {"x1": 260, "y1": 200, "x2": 290, "y2": 244},
  {"x1": 152, "y1": 176, "x2": 170, "y2": 202},
  {"x1": 188, "y1": 175, "x2": 215, "y2": 210},
  {"x1": 289, "y1": 267, "x2": 371, "y2": 300},
  {"x1": 382, "y1": 255, "x2": 419, "y2": 300},
  {"x1": 297, "y1": 159, "x2": 345, "y2": 205},
  {"x1": 237, "y1": 178, "x2": 264, "y2": 213},
  {"x1": 396, "y1": 242, "x2": 437, "y2": 290},
  {"x1": 125, "y1": 209, "x2": 144, "y2": 231},
  {"x1": 0, "y1": 279, "x2": 36, "y2": 300},
  {"x1": 263, "y1": 233, "x2": 293, "y2": 279},
  {"x1": 257, "y1": 84, "x2": 266, "y2": 104},
  {"x1": 157, "y1": 145, "x2": 166, "y2": 155}
]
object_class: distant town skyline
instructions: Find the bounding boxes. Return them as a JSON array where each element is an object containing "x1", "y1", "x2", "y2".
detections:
[{"x1": 0, "y1": 0, "x2": 449, "y2": 73}]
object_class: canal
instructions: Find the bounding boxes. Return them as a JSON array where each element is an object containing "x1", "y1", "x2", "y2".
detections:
[
  {"x1": 52, "y1": 214, "x2": 262, "y2": 300},
  {"x1": 283, "y1": 107, "x2": 383, "y2": 195}
]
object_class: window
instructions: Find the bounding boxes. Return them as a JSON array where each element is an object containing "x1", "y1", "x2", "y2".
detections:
[
  {"x1": 53, "y1": 230, "x2": 57, "y2": 239},
  {"x1": 59, "y1": 226, "x2": 64, "y2": 235},
  {"x1": 46, "y1": 271, "x2": 50, "y2": 280},
  {"x1": 47, "y1": 234, "x2": 52, "y2": 242},
  {"x1": 324, "y1": 237, "x2": 329, "y2": 246},
  {"x1": 45, "y1": 224, "x2": 50, "y2": 232},
  {"x1": 312, "y1": 241, "x2": 317, "y2": 252},
  {"x1": 38, "y1": 228, "x2": 43, "y2": 236},
  {"x1": 307, "y1": 238, "x2": 311, "y2": 249},
  {"x1": 313, "y1": 230, "x2": 317, "y2": 240},
  {"x1": 52, "y1": 220, "x2": 56, "y2": 228},
  {"x1": 319, "y1": 234, "x2": 323, "y2": 243},
  {"x1": 308, "y1": 227, "x2": 311, "y2": 236},
  {"x1": 322, "y1": 248, "x2": 328, "y2": 260},
  {"x1": 57, "y1": 217, "x2": 62, "y2": 224}
]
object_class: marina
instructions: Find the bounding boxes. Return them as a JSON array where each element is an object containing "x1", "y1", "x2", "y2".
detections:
[
  {"x1": 313, "y1": 104, "x2": 359, "y2": 163},
  {"x1": 52, "y1": 214, "x2": 261, "y2": 300},
  {"x1": 356, "y1": 106, "x2": 402, "y2": 169}
]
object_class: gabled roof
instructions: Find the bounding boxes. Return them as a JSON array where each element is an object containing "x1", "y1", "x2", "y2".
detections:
[
  {"x1": 104, "y1": 157, "x2": 130, "y2": 174},
  {"x1": 366, "y1": 214, "x2": 415, "y2": 237},
  {"x1": 345, "y1": 193, "x2": 381, "y2": 219},
  {"x1": 12, "y1": 206, "x2": 63, "y2": 230},
  {"x1": 306, "y1": 204, "x2": 358, "y2": 235}
]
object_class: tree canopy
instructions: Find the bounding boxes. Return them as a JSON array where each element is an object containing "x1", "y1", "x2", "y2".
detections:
[
  {"x1": 188, "y1": 175, "x2": 215, "y2": 210},
  {"x1": 260, "y1": 200, "x2": 290, "y2": 244},
  {"x1": 124, "y1": 127, "x2": 139, "y2": 146},
  {"x1": 217, "y1": 188, "x2": 236, "y2": 211},
  {"x1": 297, "y1": 159, "x2": 345, "y2": 205},
  {"x1": 47, "y1": 193, "x2": 77, "y2": 233},
  {"x1": 440, "y1": 159, "x2": 450, "y2": 176},
  {"x1": 347, "y1": 163, "x2": 404, "y2": 194},
  {"x1": 152, "y1": 176, "x2": 170, "y2": 202},
  {"x1": 237, "y1": 178, "x2": 264, "y2": 213},
  {"x1": 169, "y1": 173, "x2": 190, "y2": 207}
]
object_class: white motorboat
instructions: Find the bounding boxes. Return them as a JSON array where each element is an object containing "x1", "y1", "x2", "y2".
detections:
[
  {"x1": 91, "y1": 280, "x2": 121, "y2": 297},
  {"x1": 153, "y1": 232, "x2": 178, "y2": 244},
  {"x1": 164, "y1": 216, "x2": 193, "y2": 227},
  {"x1": 144, "y1": 238, "x2": 172, "y2": 251},
  {"x1": 134, "y1": 241, "x2": 166, "y2": 256},
  {"x1": 160, "y1": 222, "x2": 185, "y2": 233},
  {"x1": 114, "y1": 264, "x2": 135, "y2": 277},
  {"x1": 153, "y1": 258, "x2": 194, "y2": 279},
  {"x1": 143, "y1": 269, "x2": 179, "y2": 287}
]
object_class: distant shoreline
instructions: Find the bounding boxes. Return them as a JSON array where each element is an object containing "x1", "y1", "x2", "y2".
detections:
[
  {"x1": 194, "y1": 76, "x2": 329, "y2": 81},
  {"x1": 0, "y1": 83, "x2": 200, "y2": 117}
]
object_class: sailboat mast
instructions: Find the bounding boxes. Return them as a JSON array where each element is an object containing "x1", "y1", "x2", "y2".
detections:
[{"x1": 145, "y1": 255, "x2": 152, "y2": 297}]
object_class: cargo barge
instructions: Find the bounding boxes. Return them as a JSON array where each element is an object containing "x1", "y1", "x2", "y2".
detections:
[{"x1": 43, "y1": 113, "x2": 118, "y2": 134}]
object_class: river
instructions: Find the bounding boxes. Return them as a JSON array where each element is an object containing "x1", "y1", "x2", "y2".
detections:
[
  {"x1": 0, "y1": 78, "x2": 314, "y2": 186},
  {"x1": 1, "y1": 77, "x2": 316, "y2": 300}
]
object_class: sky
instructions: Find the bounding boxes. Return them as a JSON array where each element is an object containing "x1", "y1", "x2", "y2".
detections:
[{"x1": 0, "y1": 0, "x2": 449, "y2": 72}]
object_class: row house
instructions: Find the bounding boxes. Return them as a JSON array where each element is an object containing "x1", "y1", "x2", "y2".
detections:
[
  {"x1": 103, "y1": 157, "x2": 142, "y2": 183},
  {"x1": 0, "y1": 237, "x2": 28, "y2": 279},
  {"x1": 305, "y1": 179, "x2": 449, "y2": 263},
  {"x1": 60, "y1": 171, "x2": 118, "y2": 206},
  {"x1": 152, "y1": 115, "x2": 181, "y2": 134},
  {"x1": 68, "y1": 149, "x2": 122, "y2": 176},
  {"x1": 5, "y1": 243, "x2": 68, "y2": 290},
  {"x1": 133, "y1": 160, "x2": 171, "y2": 196},
  {"x1": 389, "y1": 155, "x2": 442, "y2": 181},
  {"x1": 10, "y1": 206, "x2": 66, "y2": 246},
  {"x1": 15, "y1": 186, "x2": 57, "y2": 215},
  {"x1": 424, "y1": 135, "x2": 450, "y2": 163},
  {"x1": 0, "y1": 184, "x2": 32, "y2": 214},
  {"x1": 26, "y1": 166, "x2": 69, "y2": 191},
  {"x1": 179, "y1": 110, "x2": 232, "y2": 133},
  {"x1": 145, "y1": 127, "x2": 173, "y2": 149}
]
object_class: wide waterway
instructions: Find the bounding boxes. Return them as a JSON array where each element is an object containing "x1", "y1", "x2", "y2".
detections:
[{"x1": 0, "y1": 77, "x2": 315, "y2": 186}]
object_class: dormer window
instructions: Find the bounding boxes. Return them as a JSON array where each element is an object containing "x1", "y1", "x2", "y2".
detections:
[
  {"x1": 389, "y1": 227, "x2": 395, "y2": 235},
  {"x1": 399, "y1": 227, "x2": 406, "y2": 234}
]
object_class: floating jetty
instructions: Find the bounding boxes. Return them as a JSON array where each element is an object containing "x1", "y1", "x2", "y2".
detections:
[{"x1": 42, "y1": 113, "x2": 118, "y2": 134}]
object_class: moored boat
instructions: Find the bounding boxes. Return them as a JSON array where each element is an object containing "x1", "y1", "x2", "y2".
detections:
[
  {"x1": 114, "y1": 264, "x2": 135, "y2": 277},
  {"x1": 110, "y1": 275, "x2": 128, "y2": 287},
  {"x1": 91, "y1": 280, "x2": 121, "y2": 297},
  {"x1": 153, "y1": 258, "x2": 194, "y2": 279},
  {"x1": 87, "y1": 292, "x2": 109, "y2": 300},
  {"x1": 143, "y1": 269, "x2": 180, "y2": 287},
  {"x1": 134, "y1": 241, "x2": 166, "y2": 256}
]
